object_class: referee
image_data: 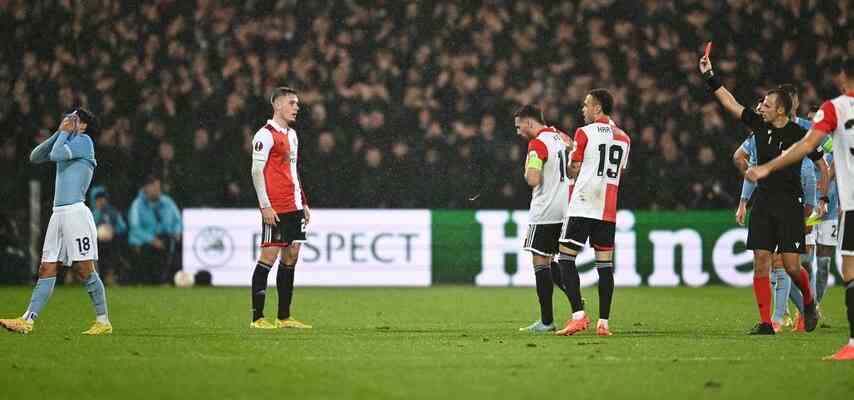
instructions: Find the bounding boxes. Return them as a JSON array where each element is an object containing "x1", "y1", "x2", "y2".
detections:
[{"x1": 700, "y1": 52, "x2": 820, "y2": 335}]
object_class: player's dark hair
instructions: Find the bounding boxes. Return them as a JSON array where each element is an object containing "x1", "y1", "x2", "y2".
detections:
[
  {"x1": 270, "y1": 86, "x2": 298, "y2": 104},
  {"x1": 589, "y1": 88, "x2": 614, "y2": 115},
  {"x1": 72, "y1": 107, "x2": 97, "y2": 133},
  {"x1": 143, "y1": 174, "x2": 161, "y2": 186},
  {"x1": 766, "y1": 88, "x2": 792, "y2": 116},
  {"x1": 830, "y1": 57, "x2": 854, "y2": 76},
  {"x1": 513, "y1": 105, "x2": 544, "y2": 124}
]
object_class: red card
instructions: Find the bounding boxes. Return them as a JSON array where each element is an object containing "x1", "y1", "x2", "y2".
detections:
[{"x1": 704, "y1": 42, "x2": 712, "y2": 58}]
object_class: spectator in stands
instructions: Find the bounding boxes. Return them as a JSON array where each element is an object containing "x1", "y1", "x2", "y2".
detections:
[
  {"x1": 89, "y1": 186, "x2": 128, "y2": 285},
  {"x1": 128, "y1": 176, "x2": 182, "y2": 285}
]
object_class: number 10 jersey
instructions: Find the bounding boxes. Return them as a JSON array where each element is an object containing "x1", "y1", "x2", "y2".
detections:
[
  {"x1": 527, "y1": 127, "x2": 572, "y2": 224},
  {"x1": 567, "y1": 117, "x2": 631, "y2": 223}
]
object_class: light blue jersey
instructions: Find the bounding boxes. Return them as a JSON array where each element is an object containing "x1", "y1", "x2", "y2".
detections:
[
  {"x1": 824, "y1": 153, "x2": 839, "y2": 220},
  {"x1": 739, "y1": 135, "x2": 815, "y2": 206},
  {"x1": 30, "y1": 131, "x2": 97, "y2": 207}
]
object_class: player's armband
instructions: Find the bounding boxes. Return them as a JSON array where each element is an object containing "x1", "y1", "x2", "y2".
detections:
[{"x1": 526, "y1": 151, "x2": 544, "y2": 170}]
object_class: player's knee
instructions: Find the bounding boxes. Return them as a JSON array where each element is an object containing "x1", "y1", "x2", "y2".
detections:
[
  {"x1": 558, "y1": 244, "x2": 578, "y2": 256},
  {"x1": 38, "y1": 263, "x2": 58, "y2": 278},
  {"x1": 284, "y1": 244, "x2": 301, "y2": 264}
]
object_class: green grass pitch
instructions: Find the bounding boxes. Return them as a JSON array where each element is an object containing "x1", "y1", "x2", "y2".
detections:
[{"x1": 1, "y1": 285, "x2": 853, "y2": 399}]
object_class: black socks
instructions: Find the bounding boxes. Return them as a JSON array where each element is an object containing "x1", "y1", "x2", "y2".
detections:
[
  {"x1": 277, "y1": 265, "x2": 296, "y2": 320},
  {"x1": 596, "y1": 261, "x2": 615, "y2": 320},
  {"x1": 558, "y1": 253, "x2": 584, "y2": 313},
  {"x1": 846, "y1": 280, "x2": 854, "y2": 339},
  {"x1": 251, "y1": 262, "x2": 272, "y2": 321},
  {"x1": 534, "y1": 264, "x2": 554, "y2": 325}
]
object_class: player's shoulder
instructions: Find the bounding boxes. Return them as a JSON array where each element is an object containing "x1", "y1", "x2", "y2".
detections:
[{"x1": 253, "y1": 124, "x2": 274, "y2": 140}]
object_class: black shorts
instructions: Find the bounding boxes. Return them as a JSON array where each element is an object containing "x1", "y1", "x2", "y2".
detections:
[
  {"x1": 523, "y1": 223, "x2": 562, "y2": 256},
  {"x1": 559, "y1": 217, "x2": 616, "y2": 252},
  {"x1": 261, "y1": 210, "x2": 307, "y2": 248},
  {"x1": 839, "y1": 210, "x2": 854, "y2": 256},
  {"x1": 747, "y1": 194, "x2": 805, "y2": 253}
]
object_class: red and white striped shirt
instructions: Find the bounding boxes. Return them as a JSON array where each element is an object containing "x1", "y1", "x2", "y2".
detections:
[
  {"x1": 567, "y1": 117, "x2": 630, "y2": 222},
  {"x1": 251, "y1": 119, "x2": 307, "y2": 212}
]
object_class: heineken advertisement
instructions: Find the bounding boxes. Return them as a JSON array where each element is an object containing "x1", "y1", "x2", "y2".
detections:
[{"x1": 183, "y1": 208, "x2": 843, "y2": 287}]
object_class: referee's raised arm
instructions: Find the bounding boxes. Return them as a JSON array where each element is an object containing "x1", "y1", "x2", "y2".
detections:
[{"x1": 699, "y1": 55, "x2": 745, "y2": 119}]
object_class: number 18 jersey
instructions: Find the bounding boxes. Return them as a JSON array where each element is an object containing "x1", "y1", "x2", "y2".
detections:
[{"x1": 567, "y1": 117, "x2": 631, "y2": 222}]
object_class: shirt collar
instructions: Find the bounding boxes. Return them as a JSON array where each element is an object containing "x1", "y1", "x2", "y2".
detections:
[
  {"x1": 534, "y1": 126, "x2": 557, "y2": 137},
  {"x1": 594, "y1": 116, "x2": 612, "y2": 125},
  {"x1": 267, "y1": 119, "x2": 289, "y2": 133}
]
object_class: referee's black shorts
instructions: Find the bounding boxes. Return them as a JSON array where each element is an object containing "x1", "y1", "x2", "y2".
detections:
[{"x1": 747, "y1": 194, "x2": 805, "y2": 254}]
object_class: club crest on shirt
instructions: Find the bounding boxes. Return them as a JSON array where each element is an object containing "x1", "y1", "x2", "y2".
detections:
[{"x1": 254, "y1": 141, "x2": 263, "y2": 152}]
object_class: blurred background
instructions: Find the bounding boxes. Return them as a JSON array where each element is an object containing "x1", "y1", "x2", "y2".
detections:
[{"x1": 0, "y1": 0, "x2": 851, "y2": 285}]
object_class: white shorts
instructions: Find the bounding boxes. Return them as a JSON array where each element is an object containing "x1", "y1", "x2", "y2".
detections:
[
  {"x1": 805, "y1": 228, "x2": 816, "y2": 246},
  {"x1": 42, "y1": 202, "x2": 98, "y2": 266},
  {"x1": 816, "y1": 219, "x2": 838, "y2": 246}
]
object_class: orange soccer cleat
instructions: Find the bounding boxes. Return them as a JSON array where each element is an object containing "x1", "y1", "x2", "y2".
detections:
[
  {"x1": 823, "y1": 345, "x2": 854, "y2": 361},
  {"x1": 555, "y1": 315, "x2": 589, "y2": 336},
  {"x1": 791, "y1": 315, "x2": 805, "y2": 332}
]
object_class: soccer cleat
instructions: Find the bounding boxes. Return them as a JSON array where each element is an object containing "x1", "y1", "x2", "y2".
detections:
[
  {"x1": 803, "y1": 302, "x2": 819, "y2": 332},
  {"x1": 555, "y1": 315, "x2": 590, "y2": 336},
  {"x1": 0, "y1": 318, "x2": 33, "y2": 334},
  {"x1": 596, "y1": 321, "x2": 613, "y2": 336},
  {"x1": 276, "y1": 318, "x2": 312, "y2": 329},
  {"x1": 82, "y1": 321, "x2": 112, "y2": 335},
  {"x1": 747, "y1": 323, "x2": 775, "y2": 335},
  {"x1": 791, "y1": 315, "x2": 805, "y2": 332},
  {"x1": 249, "y1": 319, "x2": 277, "y2": 329},
  {"x1": 823, "y1": 345, "x2": 854, "y2": 361},
  {"x1": 519, "y1": 320, "x2": 556, "y2": 333}
]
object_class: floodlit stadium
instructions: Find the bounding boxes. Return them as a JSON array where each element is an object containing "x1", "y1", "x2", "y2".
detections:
[{"x1": 2, "y1": 1, "x2": 853, "y2": 399}]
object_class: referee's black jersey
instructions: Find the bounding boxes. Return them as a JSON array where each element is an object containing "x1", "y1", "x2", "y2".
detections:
[{"x1": 740, "y1": 109, "x2": 820, "y2": 198}]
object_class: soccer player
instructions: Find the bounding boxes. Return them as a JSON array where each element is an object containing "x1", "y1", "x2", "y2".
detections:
[
  {"x1": 747, "y1": 58, "x2": 854, "y2": 360},
  {"x1": 700, "y1": 53, "x2": 820, "y2": 335},
  {"x1": 248, "y1": 86, "x2": 312, "y2": 330},
  {"x1": 514, "y1": 105, "x2": 572, "y2": 333},
  {"x1": 0, "y1": 108, "x2": 112, "y2": 335},
  {"x1": 814, "y1": 150, "x2": 838, "y2": 311},
  {"x1": 555, "y1": 89, "x2": 630, "y2": 337}
]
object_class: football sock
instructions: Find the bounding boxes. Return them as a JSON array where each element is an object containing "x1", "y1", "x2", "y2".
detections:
[
  {"x1": 772, "y1": 269, "x2": 790, "y2": 322},
  {"x1": 595, "y1": 261, "x2": 614, "y2": 320},
  {"x1": 22, "y1": 277, "x2": 56, "y2": 322},
  {"x1": 787, "y1": 267, "x2": 814, "y2": 306},
  {"x1": 753, "y1": 276, "x2": 772, "y2": 324},
  {"x1": 277, "y1": 264, "x2": 296, "y2": 320},
  {"x1": 816, "y1": 256, "x2": 831, "y2": 303},
  {"x1": 251, "y1": 261, "x2": 272, "y2": 321},
  {"x1": 83, "y1": 271, "x2": 109, "y2": 323},
  {"x1": 787, "y1": 277, "x2": 805, "y2": 314},
  {"x1": 557, "y1": 253, "x2": 584, "y2": 313},
  {"x1": 533, "y1": 264, "x2": 554, "y2": 325},
  {"x1": 846, "y1": 280, "x2": 854, "y2": 339},
  {"x1": 550, "y1": 261, "x2": 566, "y2": 293}
]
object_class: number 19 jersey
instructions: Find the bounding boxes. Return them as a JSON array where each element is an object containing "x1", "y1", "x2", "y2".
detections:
[
  {"x1": 527, "y1": 127, "x2": 571, "y2": 224},
  {"x1": 567, "y1": 117, "x2": 631, "y2": 222}
]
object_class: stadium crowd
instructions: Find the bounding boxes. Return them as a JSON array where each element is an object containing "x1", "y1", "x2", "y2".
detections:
[{"x1": 0, "y1": 0, "x2": 852, "y2": 282}]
